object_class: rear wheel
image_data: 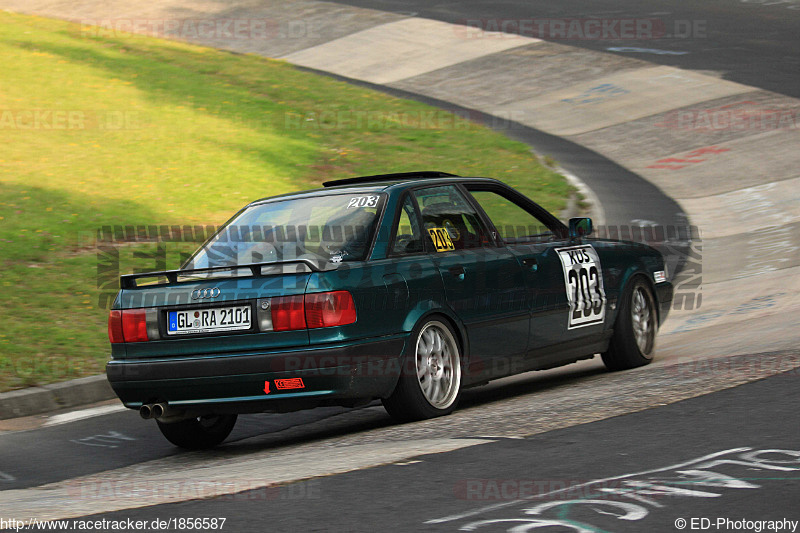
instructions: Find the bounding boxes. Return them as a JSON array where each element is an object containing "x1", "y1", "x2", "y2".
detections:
[
  {"x1": 602, "y1": 277, "x2": 657, "y2": 371},
  {"x1": 382, "y1": 318, "x2": 462, "y2": 422},
  {"x1": 156, "y1": 413, "x2": 237, "y2": 449}
]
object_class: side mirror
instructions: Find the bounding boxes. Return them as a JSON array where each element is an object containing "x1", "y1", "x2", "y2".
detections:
[{"x1": 569, "y1": 217, "x2": 593, "y2": 239}]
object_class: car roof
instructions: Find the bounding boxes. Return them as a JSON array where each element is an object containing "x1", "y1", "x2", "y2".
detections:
[{"x1": 247, "y1": 173, "x2": 503, "y2": 206}]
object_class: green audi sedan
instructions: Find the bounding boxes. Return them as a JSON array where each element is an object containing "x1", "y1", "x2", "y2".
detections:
[{"x1": 107, "y1": 171, "x2": 672, "y2": 448}]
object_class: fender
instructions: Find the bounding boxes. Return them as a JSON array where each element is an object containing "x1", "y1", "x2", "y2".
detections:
[
  {"x1": 402, "y1": 300, "x2": 470, "y2": 366},
  {"x1": 616, "y1": 266, "x2": 660, "y2": 324}
]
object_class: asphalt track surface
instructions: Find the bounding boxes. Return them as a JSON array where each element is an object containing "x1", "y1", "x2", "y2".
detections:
[
  {"x1": 0, "y1": 403, "x2": 395, "y2": 491},
  {"x1": 331, "y1": 0, "x2": 800, "y2": 99},
  {"x1": 9, "y1": 372, "x2": 799, "y2": 532}
]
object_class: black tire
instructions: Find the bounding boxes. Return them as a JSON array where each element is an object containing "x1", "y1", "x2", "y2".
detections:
[
  {"x1": 156, "y1": 414, "x2": 237, "y2": 449},
  {"x1": 382, "y1": 317, "x2": 463, "y2": 422},
  {"x1": 602, "y1": 277, "x2": 658, "y2": 371}
]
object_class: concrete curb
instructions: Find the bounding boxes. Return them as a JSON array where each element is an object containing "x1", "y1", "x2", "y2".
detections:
[
  {"x1": 555, "y1": 164, "x2": 606, "y2": 227},
  {"x1": 0, "y1": 375, "x2": 115, "y2": 420}
]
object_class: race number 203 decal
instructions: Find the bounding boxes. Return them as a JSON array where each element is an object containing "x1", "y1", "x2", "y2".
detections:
[{"x1": 556, "y1": 245, "x2": 607, "y2": 329}]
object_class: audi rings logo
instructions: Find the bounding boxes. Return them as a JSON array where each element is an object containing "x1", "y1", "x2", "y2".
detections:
[{"x1": 191, "y1": 287, "x2": 221, "y2": 299}]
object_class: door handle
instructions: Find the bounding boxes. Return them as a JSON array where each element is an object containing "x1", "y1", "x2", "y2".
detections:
[{"x1": 448, "y1": 266, "x2": 466, "y2": 280}]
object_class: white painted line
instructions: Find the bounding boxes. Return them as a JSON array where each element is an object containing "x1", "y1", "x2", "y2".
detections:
[{"x1": 44, "y1": 404, "x2": 126, "y2": 427}]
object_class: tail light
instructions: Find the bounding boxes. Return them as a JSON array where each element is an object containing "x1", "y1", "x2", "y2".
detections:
[
  {"x1": 122, "y1": 309, "x2": 149, "y2": 342},
  {"x1": 305, "y1": 291, "x2": 356, "y2": 328},
  {"x1": 108, "y1": 309, "x2": 156, "y2": 343},
  {"x1": 271, "y1": 295, "x2": 307, "y2": 331},
  {"x1": 108, "y1": 311, "x2": 124, "y2": 343},
  {"x1": 267, "y1": 291, "x2": 357, "y2": 331}
]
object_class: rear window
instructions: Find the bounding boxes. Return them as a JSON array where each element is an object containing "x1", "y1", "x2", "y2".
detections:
[{"x1": 185, "y1": 193, "x2": 385, "y2": 269}]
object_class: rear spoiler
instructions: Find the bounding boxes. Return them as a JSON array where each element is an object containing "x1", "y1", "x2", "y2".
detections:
[{"x1": 119, "y1": 259, "x2": 338, "y2": 289}]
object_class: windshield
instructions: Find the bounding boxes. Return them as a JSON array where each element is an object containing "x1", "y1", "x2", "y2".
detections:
[{"x1": 184, "y1": 193, "x2": 385, "y2": 269}]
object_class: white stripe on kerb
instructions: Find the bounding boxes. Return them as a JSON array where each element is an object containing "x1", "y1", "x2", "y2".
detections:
[
  {"x1": 44, "y1": 404, "x2": 126, "y2": 426},
  {"x1": 283, "y1": 17, "x2": 540, "y2": 84}
]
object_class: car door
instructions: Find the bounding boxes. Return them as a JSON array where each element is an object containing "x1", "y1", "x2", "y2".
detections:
[
  {"x1": 370, "y1": 192, "x2": 444, "y2": 339},
  {"x1": 411, "y1": 185, "x2": 529, "y2": 379},
  {"x1": 465, "y1": 185, "x2": 596, "y2": 357}
]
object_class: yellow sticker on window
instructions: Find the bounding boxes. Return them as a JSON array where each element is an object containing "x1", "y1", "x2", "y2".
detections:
[{"x1": 428, "y1": 227, "x2": 455, "y2": 252}]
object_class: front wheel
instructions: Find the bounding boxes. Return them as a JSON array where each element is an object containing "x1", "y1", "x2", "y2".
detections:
[
  {"x1": 156, "y1": 413, "x2": 237, "y2": 449},
  {"x1": 602, "y1": 278, "x2": 657, "y2": 371},
  {"x1": 382, "y1": 318, "x2": 462, "y2": 422}
]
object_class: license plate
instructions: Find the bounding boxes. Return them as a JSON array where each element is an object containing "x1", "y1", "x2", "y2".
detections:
[{"x1": 167, "y1": 306, "x2": 251, "y2": 335}]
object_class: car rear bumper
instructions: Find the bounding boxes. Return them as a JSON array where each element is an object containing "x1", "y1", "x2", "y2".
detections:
[{"x1": 106, "y1": 336, "x2": 406, "y2": 414}]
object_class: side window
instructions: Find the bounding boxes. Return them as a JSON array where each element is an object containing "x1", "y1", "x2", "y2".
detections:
[
  {"x1": 389, "y1": 195, "x2": 424, "y2": 255},
  {"x1": 412, "y1": 185, "x2": 489, "y2": 251},
  {"x1": 469, "y1": 190, "x2": 554, "y2": 244}
]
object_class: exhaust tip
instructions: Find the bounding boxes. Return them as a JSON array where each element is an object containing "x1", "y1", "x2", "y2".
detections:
[
  {"x1": 151, "y1": 403, "x2": 166, "y2": 419},
  {"x1": 139, "y1": 404, "x2": 153, "y2": 419}
]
